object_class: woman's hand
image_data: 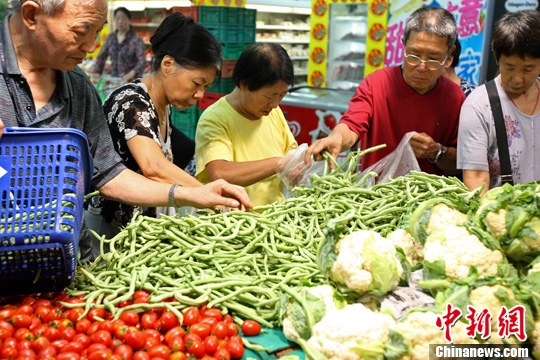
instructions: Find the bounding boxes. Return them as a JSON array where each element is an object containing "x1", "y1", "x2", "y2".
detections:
[{"x1": 177, "y1": 179, "x2": 253, "y2": 210}]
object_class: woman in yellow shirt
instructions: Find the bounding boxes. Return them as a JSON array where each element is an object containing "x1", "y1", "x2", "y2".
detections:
[{"x1": 196, "y1": 43, "x2": 297, "y2": 206}]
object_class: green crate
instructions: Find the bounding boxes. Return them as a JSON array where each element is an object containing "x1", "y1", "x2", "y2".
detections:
[
  {"x1": 207, "y1": 77, "x2": 235, "y2": 94},
  {"x1": 171, "y1": 106, "x2": 200, "y2": 140},
  {"x1": 199, "y1": 6, "x2": 243, "y2": 25},
  {"x1": 243, "y1": 26, "x2": 256, "y2": 43},
  {"x1": 222, "y1": 42, "x2": 248, "y2": 60},
  {"x1": 206, "y1": 25, "x2": 244, "y2": 43},
  {"x1": 243, "y1": 8, "x2": 256, "y2": 26}
]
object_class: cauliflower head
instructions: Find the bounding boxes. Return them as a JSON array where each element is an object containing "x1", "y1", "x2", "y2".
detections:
[
  {"x1": 484, "y1": 209, "x2": 508, "y2": 240},
  {"x1": 307, "y1": 303, "x2": 395, "y2": 360},
  {"x1": 387, "y1": 229, "x2": 424, "y2": 267},
  {"x1": 469, "y1": 285, "x2": 515, "y2": 330},
  {"x1": 394, "y1": 310, "x2": 479, "y2": 360},
  {"x1": 426, "y1": 204, "x2": 468, "y2": 235},
  {"x1": 423, "y1": 225, "x2": 503, "y2": 280},
  {"x1": 330, "y1": 230, "x2": 403, "y2": 296},
  {"x1": 281, "y1": 285, "x2": 343, "y2": 342}
]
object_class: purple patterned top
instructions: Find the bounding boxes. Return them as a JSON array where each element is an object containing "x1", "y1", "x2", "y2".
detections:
[{"x1": 94, "y1": 29, "x2": 146, "y2": 79}]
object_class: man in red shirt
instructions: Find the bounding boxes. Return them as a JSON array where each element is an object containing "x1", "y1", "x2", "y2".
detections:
[{"x1": 306, "y1": 7, "x2": 465, "y2": 176}]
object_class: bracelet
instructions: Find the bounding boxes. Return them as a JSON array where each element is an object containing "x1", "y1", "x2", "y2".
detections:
[{"x1": 168, "y1": 183, "x2": 180, "y2": 208}]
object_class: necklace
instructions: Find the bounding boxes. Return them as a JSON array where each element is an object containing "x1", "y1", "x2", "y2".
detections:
[{"x1": 510, "y1": 80, "x2": 540, "y2": 116}]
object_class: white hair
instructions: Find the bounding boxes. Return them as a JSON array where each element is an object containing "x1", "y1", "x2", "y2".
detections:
[{"x1": 9, "y1": 0, "x2": 101, "y2": 15}]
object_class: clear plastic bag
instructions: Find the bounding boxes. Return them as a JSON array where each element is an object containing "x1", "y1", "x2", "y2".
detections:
[
  {"x1": 277, "y1": 143, "x2": 326, "y2": 191},
  {"x1": 359, "y1": 131, "x2": 421, "y2": 187}
]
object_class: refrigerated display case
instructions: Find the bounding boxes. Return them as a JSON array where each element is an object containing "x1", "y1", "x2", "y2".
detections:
[{"x1": 307, "y1": 0, "x2": 389, "y2": 89}]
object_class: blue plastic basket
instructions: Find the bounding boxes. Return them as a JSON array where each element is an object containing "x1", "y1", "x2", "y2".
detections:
[{"x1": 0, "y1": 127, "x2": 92, "y2": 296}]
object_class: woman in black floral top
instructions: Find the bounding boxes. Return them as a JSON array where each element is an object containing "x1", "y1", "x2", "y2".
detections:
[{"x1": 93, "y1": 12, "x2": 222, "y2": 230}]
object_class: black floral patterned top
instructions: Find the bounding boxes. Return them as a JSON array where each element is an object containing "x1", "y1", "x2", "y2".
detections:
[{"x1": 97, "y1": 80, "x2": 173, "y2": 226}]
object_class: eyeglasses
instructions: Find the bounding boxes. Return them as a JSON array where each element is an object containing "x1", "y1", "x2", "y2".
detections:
[{"x1": 404, "y1": 52, "x2": 448, "y2": 71}]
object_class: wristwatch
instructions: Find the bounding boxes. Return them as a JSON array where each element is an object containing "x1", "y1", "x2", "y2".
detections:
[{"x1": 430, "y1": 144, "x2": 447, "y2": 164}]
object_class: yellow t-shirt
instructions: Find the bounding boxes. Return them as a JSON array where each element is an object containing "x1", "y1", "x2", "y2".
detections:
[{"x1": 195, "y1": 96, "x2": 297, "y2": 206}]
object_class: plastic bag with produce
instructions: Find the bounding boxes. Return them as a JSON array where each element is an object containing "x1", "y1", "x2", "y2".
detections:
[
  {"x1": 359, "y1": 131, "x2": 421, "y2": 187},
  {"x1": 277, "y1": 143, "x2": 326, "y2": 190}
]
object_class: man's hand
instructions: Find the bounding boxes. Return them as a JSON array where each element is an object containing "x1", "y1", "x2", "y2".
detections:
[
  {"x1": 180, "y1": 179, "x2": 253, "y2": 210},
  {"x1": 409, "y1": 132, "x2": 440, "y2": 161},
  {"x1": 304, "y1": 123, "x2": 358, "y2": 168}
]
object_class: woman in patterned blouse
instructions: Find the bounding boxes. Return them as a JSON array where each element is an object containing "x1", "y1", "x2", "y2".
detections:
[
  {"x1": 93, "y1": 12, "x2": 222, "y2": 232},
  {"x1": 93, "y1": 7, "x2": 146, "y2": 82}
]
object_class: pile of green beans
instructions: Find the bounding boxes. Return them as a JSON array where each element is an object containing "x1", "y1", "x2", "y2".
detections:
[{"x1": 68, "y1": 152, "x2": 476, "y2": 326}]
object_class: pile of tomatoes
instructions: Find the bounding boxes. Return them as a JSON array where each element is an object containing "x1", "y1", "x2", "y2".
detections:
[{"x1": 0, "y1": 290, "x2": 262, "y2": 360}]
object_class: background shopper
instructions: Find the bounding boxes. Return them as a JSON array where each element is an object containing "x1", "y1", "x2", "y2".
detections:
[
  {"x1": 93, "y1": 7, "x2": 146, "y2": 82},
  {"x1": 457, "y1": 10, "x2": 540, "y2": 192}
]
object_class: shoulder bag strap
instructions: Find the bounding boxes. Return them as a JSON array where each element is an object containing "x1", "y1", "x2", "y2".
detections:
[{"x1": 485, "y1": 80, "x2": 514, "y2": 186}]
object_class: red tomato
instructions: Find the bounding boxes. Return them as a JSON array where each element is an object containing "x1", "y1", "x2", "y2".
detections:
[
  {"x1": 124, "y1": 330, "x2": 147, "y2": 350},
  {"x1": 18, "y1": 348, "x2": 38, "y2": 359},
  {"x1": 113, "y1": 324, "x2": 129, "y2": 339},
  {"x1": 44, "y1": 326, "x2": 62, "y2": 341},
  {"x1": 211, "y1": 322, "x2": 227, "y2": 339},
  {"x1": 65, "y1": 308, "x2": 85, "y2": 323},
  {"x1": 0, "y1": 307, "x2": 16, "y2": 320},
  {"x1": 35, "y1": 305, "x2": 52, "y2": 321},
  {"x1": 189, "y1": 323, "x2": 211, "y2": 338},
  {"x1": 33, "y1": 299, "x2": 53, "y2": 309},
  {"x1": 144, "y1": 334, "x2": 160, "y2": 349},
  {"x1": 214, "y1": 348, "x2": 231, "y2": 360},
  {"x1": 167, "y1": 335, "x2": 185, "y2": 353},
  {"x1": 119, "y1": 300, "x2": 133, "y2": 308},
  {"x1": 87, "y1": 308, "x2": 106, "y2": 322},
  {"x1": 86, "y1": 321, "x2": 101, "y2": 335},
  {"x1": 16, "y1": 304, "x2": 35, "y2": 315},
  {"x1": 0, "y1": 346, "x2": 18, "y2": 360},
  {"x1": 241, "y1": 320, "x2": 261, "y2": 336},
  {"x1": 38, "y1": 345, "x2": 58, "y2": 359},
  {"x1": 201, "y1": 356, "x2": 217, "y2": 360},
  {"x1": 16, "y1": 339, "x2": 33, "y2": 350},
  {"x1": 87, "y1": 349, "x2": 113, "y2": 360},
  {"x1": 133, "y1": 350, "x2": 151, "y2": 360},
  {"x1": 51, "y1": 339, "x2": 69, "y2": 351},
  {"x1": 164, "y1": 326, "x2": 185, "y2": 345},
  {"x1": 31, "y1": 336, "x2": 51, "y2": 352},
  {"x1": 141, "y1": 312, "x2": 159, "y2": 330},
  {"x1": 86, "y1": 343, "x2": 109, "y2": 354},
  {"x1": 91, "y1": 330, "x2": 112, "y2": 347},
  {"x1": 3, "y1": 336, "x2": 17, "y2": 348},
  {"x1": 56, "y1": 351, "x2": 82, "y2": 360},
  {"x1": 203, "y1": 335, "x2": 219, "y2": 354},
  {"x1": 202, "y1": 309, "x2": 223, "y2": 322},
  {"x1": 226, "y1": 341, "x2": 244, "y2": 359},
  {"x1": 169, "y1": 351, "x2": 187, "y2": 360},
  {"x1": 0, "y1": 320, "x2": 14, "y2": 335},
  {"x1": 133, "y1": 290, "x2": 150, "y2": 301},
  {"x1": 14, "y1": 327, "x2": 34, "y2": 341},
  {"x1": 60, "y1": 326, "x2": 76, "y2": 341},
  {"x1": 98, "y1": 320, "x2": 114, "y2": 333},
  {"x1": 159, "y1": 311, "x2": 179, "y2": 331},
  {"x1": 225, "y1": 323, "x2": 238, "y2": 337},
  {"x1": 182, "y1": 307, "x2": 200, "y2": 326},
  {"x1": 222, "y1": 315, "x2": 233, "y2": 324},
  {"x1": 147, "y1": 344, "x2": 170, "y2": 358},
  {"x1": 114, "y1": 344, "x2": 134, "y2": 360},
  {"x1": 75, "y1": 319, "x2": 91, "y2": 334},
  {"x1": 183, "y1": 333, "x2": 202, "y2": 347},
  {"x1": 186, "y1": 337, "x2": 205, "y2": 358},
  {"x1": 9, "y1": 313, "x2": 33, "y2": 328},
  {"x1": 120, "y1": 311, "x2": 140, "y2": 327},
  {"x1": 60, "y1": 341, "x2": 85, "y2": 354},
  {"x1": 72, "y1": 333, "x2": 91, "y2": 348},
  {"x1": 200, "y1": 316, "x2": 219, "y2": 329}
]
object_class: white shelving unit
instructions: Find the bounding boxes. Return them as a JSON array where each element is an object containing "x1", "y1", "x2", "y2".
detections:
[{"x1": 248, "y1": 3, "x2": 311, "y2": 84}]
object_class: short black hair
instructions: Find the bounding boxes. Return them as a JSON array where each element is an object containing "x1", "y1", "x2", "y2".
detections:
[
  {"x1": 150, "y1": 13, "x2": 222, "y2": 73},
  {"x1": 491, "y1": 10, "x2": 540, "y2": 61},
  {"x1": 450, "y1": 37, "x2": 462, "y2": 68},
  {"x1": 232, "y1": 43, "x2": 294, "y2": 91},
  {"x1": 114, "y1": 7, "x2": 131, "y2": 20}
]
